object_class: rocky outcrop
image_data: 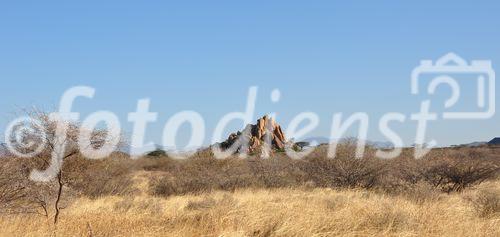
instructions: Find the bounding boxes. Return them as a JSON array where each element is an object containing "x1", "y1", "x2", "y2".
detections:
[{"x1": 218, "y1": 115, "x2": 287, "y2": 154}]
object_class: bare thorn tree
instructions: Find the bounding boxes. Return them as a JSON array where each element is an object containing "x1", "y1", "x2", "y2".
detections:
[{"x1": 6, "y1": 109, "x2": 123, "y2": 224}]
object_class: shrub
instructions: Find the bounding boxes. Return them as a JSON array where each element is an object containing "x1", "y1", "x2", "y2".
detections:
[
  {"x1": 420, "y1": 154, "x2": 499, "y2": 193},
  {"x1": 0, "y1": 158, "x2": 54, "y2": 216},
  {"x1": 301, "y1": 156, "x2": 383, "y2": 189},
  {"x1": 146, "y1": 149, "x2": 167, "y2": 157},
  {"x1": 64, "y1": 156, "x2": 137, "y2": 198},
  {"x1": 467, "y1": 189, "x2": 500, "y2": 218}
]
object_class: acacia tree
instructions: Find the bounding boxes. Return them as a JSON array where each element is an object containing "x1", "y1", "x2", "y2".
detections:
[{"x1": 5, "y1": 109, "x2": 122, "y2": 224}]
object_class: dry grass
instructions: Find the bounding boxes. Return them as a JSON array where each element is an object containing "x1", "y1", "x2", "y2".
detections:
[
  {"x1": 1, "y1": 179, "x2": 499, "y2": 237},
  {"x1": 3, "y1": 109, "x2": 499, "y2": 236},
  {"x1": 1, "y1": 144, "x2": 499, "y2": 236}
]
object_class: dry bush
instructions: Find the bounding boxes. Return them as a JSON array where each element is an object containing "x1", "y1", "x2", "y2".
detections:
[
  {"x1": 247, "y1": 157, "x2": 305, "y2": 188},
  {"x1": 140, "y1": 156, "x2": 179, "y2": 172},
  {"x1": 466, "y1": 187, "x2": 500, "y2": 218},
  {"x1": 149, "y1": 156, "x2": 288, "y2": 197},
  {"x1": 419, "y1": 151, "x2": 499, "y2": 193},
  {"x1": 148, "y1": 145, "x2": 499, "y2": 197},
  {"x1": 299, "y1": 141, "x2": 383, "y2": 189},
  {"x1": 378, "y1": 148, "x2": 499, "y2": 196},
  {"x1": 149, "y1": 146, "x2": 384, "y2": 197},
  {"x1": 0, "y1": 161, "x2": 27, "y2": 212},
  {"x1": 300, "y1": 155, "x2": 383, "y2": 189},
  {"x1": 0, "y1": 158, "x2": 54, "y2": 217},
  {"x1": 64, "y1": 155, "x2": 137, "y2": 198},
  {"x1": 330, "y1": 156, "x2": 383, "y2": 189},
  {"x1": 151, "y1": 157, "x2": 257, "y2": 196}
]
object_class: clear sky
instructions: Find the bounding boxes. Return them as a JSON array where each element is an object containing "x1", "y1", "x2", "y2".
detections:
[{"x1": 1, "y1": 1, "x2": 499, "y2": 147}]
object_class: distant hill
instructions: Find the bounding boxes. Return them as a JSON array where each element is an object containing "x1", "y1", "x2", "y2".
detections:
[
  {"x1": 301, "y1": 137, "x2": 331, "y2": 146},
  {"x1": 300, "y1": 137, "x2": 397, "y2": 149},
  {"x1": 453, "y1": 141, "x2": 488, "y2": 148},
  {"x1": 488, "y1": 137, "x2": 500, "y2": 145},
  {"x1": 367, "y1": 141, "x2": 396, "y2": 149}
]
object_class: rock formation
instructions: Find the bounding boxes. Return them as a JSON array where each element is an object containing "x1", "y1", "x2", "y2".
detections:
[{"x1": 218, "y1": 115, "x2": 287, "y2": 154}]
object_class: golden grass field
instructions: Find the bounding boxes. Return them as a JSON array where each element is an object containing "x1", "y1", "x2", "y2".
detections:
[
  {"x1": 1, "y1": 143, "x2": 499, "y2": 236},
  {"x1": 1, "y1": 176, "x2": 498, "y2": 237}
]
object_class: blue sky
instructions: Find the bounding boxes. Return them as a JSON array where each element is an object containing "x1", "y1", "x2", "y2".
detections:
[{"x1": 1, "y1": 1, "x2": 499, "y2": 147}]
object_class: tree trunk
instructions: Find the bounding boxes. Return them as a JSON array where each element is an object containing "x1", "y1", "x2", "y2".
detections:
[{"x1": 53, "y1": 171, "x2": 63, "y2": 224}]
